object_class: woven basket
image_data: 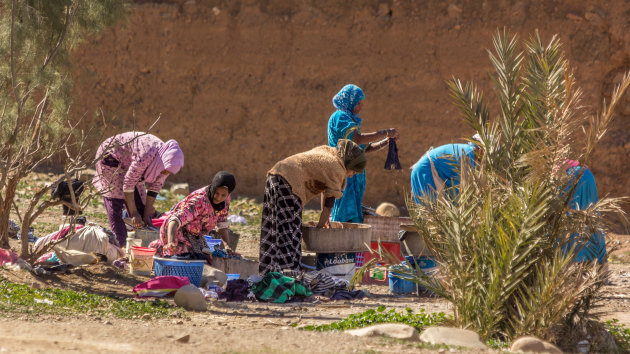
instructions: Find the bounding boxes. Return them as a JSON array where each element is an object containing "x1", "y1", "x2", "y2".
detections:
[{"x1": 363, "y1": 215, "x2": 413, "y2": 243}]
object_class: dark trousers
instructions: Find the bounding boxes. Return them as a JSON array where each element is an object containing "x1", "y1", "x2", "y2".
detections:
[{"x1": 103, "y1": 188, "x2": 145, "y2": 247}]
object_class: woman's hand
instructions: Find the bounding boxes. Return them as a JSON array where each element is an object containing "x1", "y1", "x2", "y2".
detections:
[
  {"x1": 225, "y1": 247, "x2": 240, "y2": 257},
  {"x1": 165, "y1": 241, "x2": 177, "y2": 252},
  {"x1": 386, "y1": 128, "x2": 400, "y2": 141},
  {"x1": 316, "y1": 220, "x2": 330, "y2": 229},
  {"x1": 143, "y1": 214, "x2": 154, "y2": 228},
  {"x1": 131, "y1": 211, "x2": 143, "y2": 229},
  {"x1": 165, "y1": 220, "x2": 179, "y2": 252}
]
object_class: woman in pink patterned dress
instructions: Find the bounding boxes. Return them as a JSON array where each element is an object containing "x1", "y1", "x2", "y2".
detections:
[
  {"x1": 153, "y1": 171, "x2": 236, "y2": 262},
  {"x1": 92, "y1": 132, "x2": 184, "y2": 246}
]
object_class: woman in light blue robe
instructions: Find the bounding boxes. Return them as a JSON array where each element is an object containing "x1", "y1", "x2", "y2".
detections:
[
  {"x1": 327, "y1": 84, "x2": 399, "y2": 223},
  {"x1": 564, "y1": 164, "x2": 607, "y2": 263},
  {"x1": 410, "y1": 143, "x2": 477, "y2": 203}
]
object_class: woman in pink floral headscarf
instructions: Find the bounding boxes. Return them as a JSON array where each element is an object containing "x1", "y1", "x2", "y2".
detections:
[
  {"x1": 152, "y1": 171, "x2": 236, "y2": 262},
  {"x1": 93, "y1": 131, "x2": 184, "y2": 246}
]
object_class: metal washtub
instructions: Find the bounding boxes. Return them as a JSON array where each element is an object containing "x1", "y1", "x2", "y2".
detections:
[{"x1": 301, "y1": 222, "x2": 372, "y2": 253}]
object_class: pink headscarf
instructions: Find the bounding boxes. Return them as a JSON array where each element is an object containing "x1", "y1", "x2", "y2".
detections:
[{"x1": 144, "y1": 140, "x2": 184, "y2": 183}]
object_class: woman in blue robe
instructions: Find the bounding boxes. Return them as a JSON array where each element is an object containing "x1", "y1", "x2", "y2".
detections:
[
  {"x1": 327, "y1": 84, "x2": 399, "y2": 223},
  {"x1": 564, "y1": 163, "x2": 607, "y2": 263},
  {"x1": 410, "y1": 143, "x2": 477, "y2": 203}
]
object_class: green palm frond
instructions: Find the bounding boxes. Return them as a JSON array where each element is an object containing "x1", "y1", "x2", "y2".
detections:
[{"x1": 404, "y1": 29, "x2": 630, "y2": 344}]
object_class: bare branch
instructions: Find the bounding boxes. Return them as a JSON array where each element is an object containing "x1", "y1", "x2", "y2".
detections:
[
  {"x1": 9, "y1": 0, "x2": 20, "y2": 113},
  {"x1": 11, "y1": 199, "x2": 22, "y2": 224},
  {"x1": 0, "y1": 98, "x2": 7, "y2": 129},
  {"x1": 42, "y1": 3, "x2": 79, "y2": 70}
]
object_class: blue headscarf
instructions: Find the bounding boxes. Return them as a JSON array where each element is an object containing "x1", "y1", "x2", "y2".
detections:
[{"x1": 332, "y1": 84, "x2": 365, "y2": 118}]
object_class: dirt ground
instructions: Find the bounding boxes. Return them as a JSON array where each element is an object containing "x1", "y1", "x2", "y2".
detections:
[
  {"x1": 2, "y1": 231, "x2": 630, "y2": 353},
  {"x1": 2, "y1": 174, "x2": 630, "y2": 352}
]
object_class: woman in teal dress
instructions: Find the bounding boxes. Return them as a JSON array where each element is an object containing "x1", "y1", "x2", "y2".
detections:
[
  {"x1": 564, "y1": 161, "x2": 607, "y2": 263},
  {"x1": 327, "y1": 84, "x2": 399, "y2": 223},
  {"x1": 410, "y1": 143, "x2": 478, "y2": 203}
]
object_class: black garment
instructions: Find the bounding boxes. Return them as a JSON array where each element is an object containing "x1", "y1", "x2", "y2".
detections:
[
  {"x1": 330, "y1": 289, "x2": 366, "y2": 300},
  {"x1": 207, "y1": 171, "x2": 236, "y2": 211},
  {"x1": 219, "y1": 279, "x2": 250, "y2": 301},
  {"x1": 384, "y1": 139, "x2": 402, "y2": 170},
  {"x1": 51, "y1": 179, "x2": 85, "y2": 215}
]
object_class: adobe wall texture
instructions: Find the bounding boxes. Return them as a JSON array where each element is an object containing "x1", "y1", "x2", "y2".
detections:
[{"x1": 71, "y1": 0, "x2": 630, "y2": 214}]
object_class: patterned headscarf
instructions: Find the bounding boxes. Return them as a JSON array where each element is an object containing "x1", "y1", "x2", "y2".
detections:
[
  {"x1": 337, "y1": 139, "x2": 367, "y2": 172},
  {"x1": 144, "y1": 139, "x2": 184, "y2": 183},
  {"x1": 207, "y1": 171, "x2": 236, "y2": 211},
  {"x1": 332, "y1": 84, "x2": 365, "y2": 117}
]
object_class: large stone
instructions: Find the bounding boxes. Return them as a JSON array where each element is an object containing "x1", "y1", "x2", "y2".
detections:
[
  {"x1": 510, "y1": 336, "x2": 562, "y2": 353},
  {"x1": 419, "y1": 327, "x2": 487, "y2": 350},
  {"x1": 170, "y1": 183, "x2": 189, "y2": 196},
  {"x1": 174, "y1": 284, "x2": 207, "y2": 311},
  {"x1": 201, "y1": 265, "x2": 227, "y2": 287},
  {"x1": 346, "y1": 324, "x2": 419, "y2": 341}
]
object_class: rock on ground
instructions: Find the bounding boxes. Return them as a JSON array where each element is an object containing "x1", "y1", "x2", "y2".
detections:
[
  {"x1": 419, "y1": 327, "x2": 487, "y2": 350},
  {"x1": 174, "y1": 284, "x2": 207, "y2": 311},
  {"x1": 510, "y1": 336, "x2": 562, "y2": 353},
  {"x1": 202, "y1": 265, "x2": 227, "y2": 287},
  {"x1": 345, "y1": 323, "x2": 419, "y2": 341}
]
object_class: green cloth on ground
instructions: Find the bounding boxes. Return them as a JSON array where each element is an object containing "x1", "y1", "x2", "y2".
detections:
[{"x1": 251, "y1": 272, "x2": 312, "y2": 303}]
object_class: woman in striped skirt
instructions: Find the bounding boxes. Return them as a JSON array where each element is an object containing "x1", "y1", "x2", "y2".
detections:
[{"x1": 259, "y1": 139, "x2": 367, "y2": 274}]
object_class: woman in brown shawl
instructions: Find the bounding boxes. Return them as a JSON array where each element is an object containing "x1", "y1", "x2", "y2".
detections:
[{"x1": 259, "y1": 139, "x2": 367, "y2": 274}]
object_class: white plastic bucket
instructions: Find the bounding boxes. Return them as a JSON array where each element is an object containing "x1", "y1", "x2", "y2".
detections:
[
  {"x1": 126, "y1": 238, "x2": 142, "y2": 255},
  {"x1": 129, "y1": 246, "x2": 156, "y2": 276}
]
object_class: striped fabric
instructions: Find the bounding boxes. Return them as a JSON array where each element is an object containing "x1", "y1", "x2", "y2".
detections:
[
  {"x1": 259, "y1": 175, "x2": 303, "y2": 274},
  {"x1": 302, "y1": 270, "x2": 349, "y2": 295}
]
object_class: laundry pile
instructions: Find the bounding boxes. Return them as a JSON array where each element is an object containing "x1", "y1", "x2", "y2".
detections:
[
  {"x1": 34, "y1": 222, "x2": 124, "y2": 270},
  {"x1": 133, "y1": 269, "x2": 366, "y2": 305}
]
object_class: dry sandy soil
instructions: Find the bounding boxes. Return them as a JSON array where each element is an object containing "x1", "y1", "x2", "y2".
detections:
[
  {"x1": 1, "y1": 231, "x2": 629, "y2": 353},
  {"x1": 3, "y1": 171, "x2": 630, "y2": 352}
]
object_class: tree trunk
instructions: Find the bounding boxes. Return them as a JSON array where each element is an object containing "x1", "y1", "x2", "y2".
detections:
[
  {"x1": 19, "y1": 212, "x2": 31, "y2": 259},
  {"x1": 0, "y1": 178, "x2": 19, "y2": 250},
  {"x1": 0, "y1": 213, "x2": 10, "y2": 250}
]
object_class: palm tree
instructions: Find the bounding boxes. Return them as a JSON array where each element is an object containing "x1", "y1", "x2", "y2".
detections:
[{"x1": 391, "y1": 30, "x2": 629, "y2": 344}]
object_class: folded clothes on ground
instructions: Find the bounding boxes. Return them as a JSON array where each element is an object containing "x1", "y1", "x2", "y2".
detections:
[
  {"x1": 250, "y1": 272, "x2": 312, "y2": 304},
  {"x1": 219, "y1": 279, "x2": 250, "y2": 302}
]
